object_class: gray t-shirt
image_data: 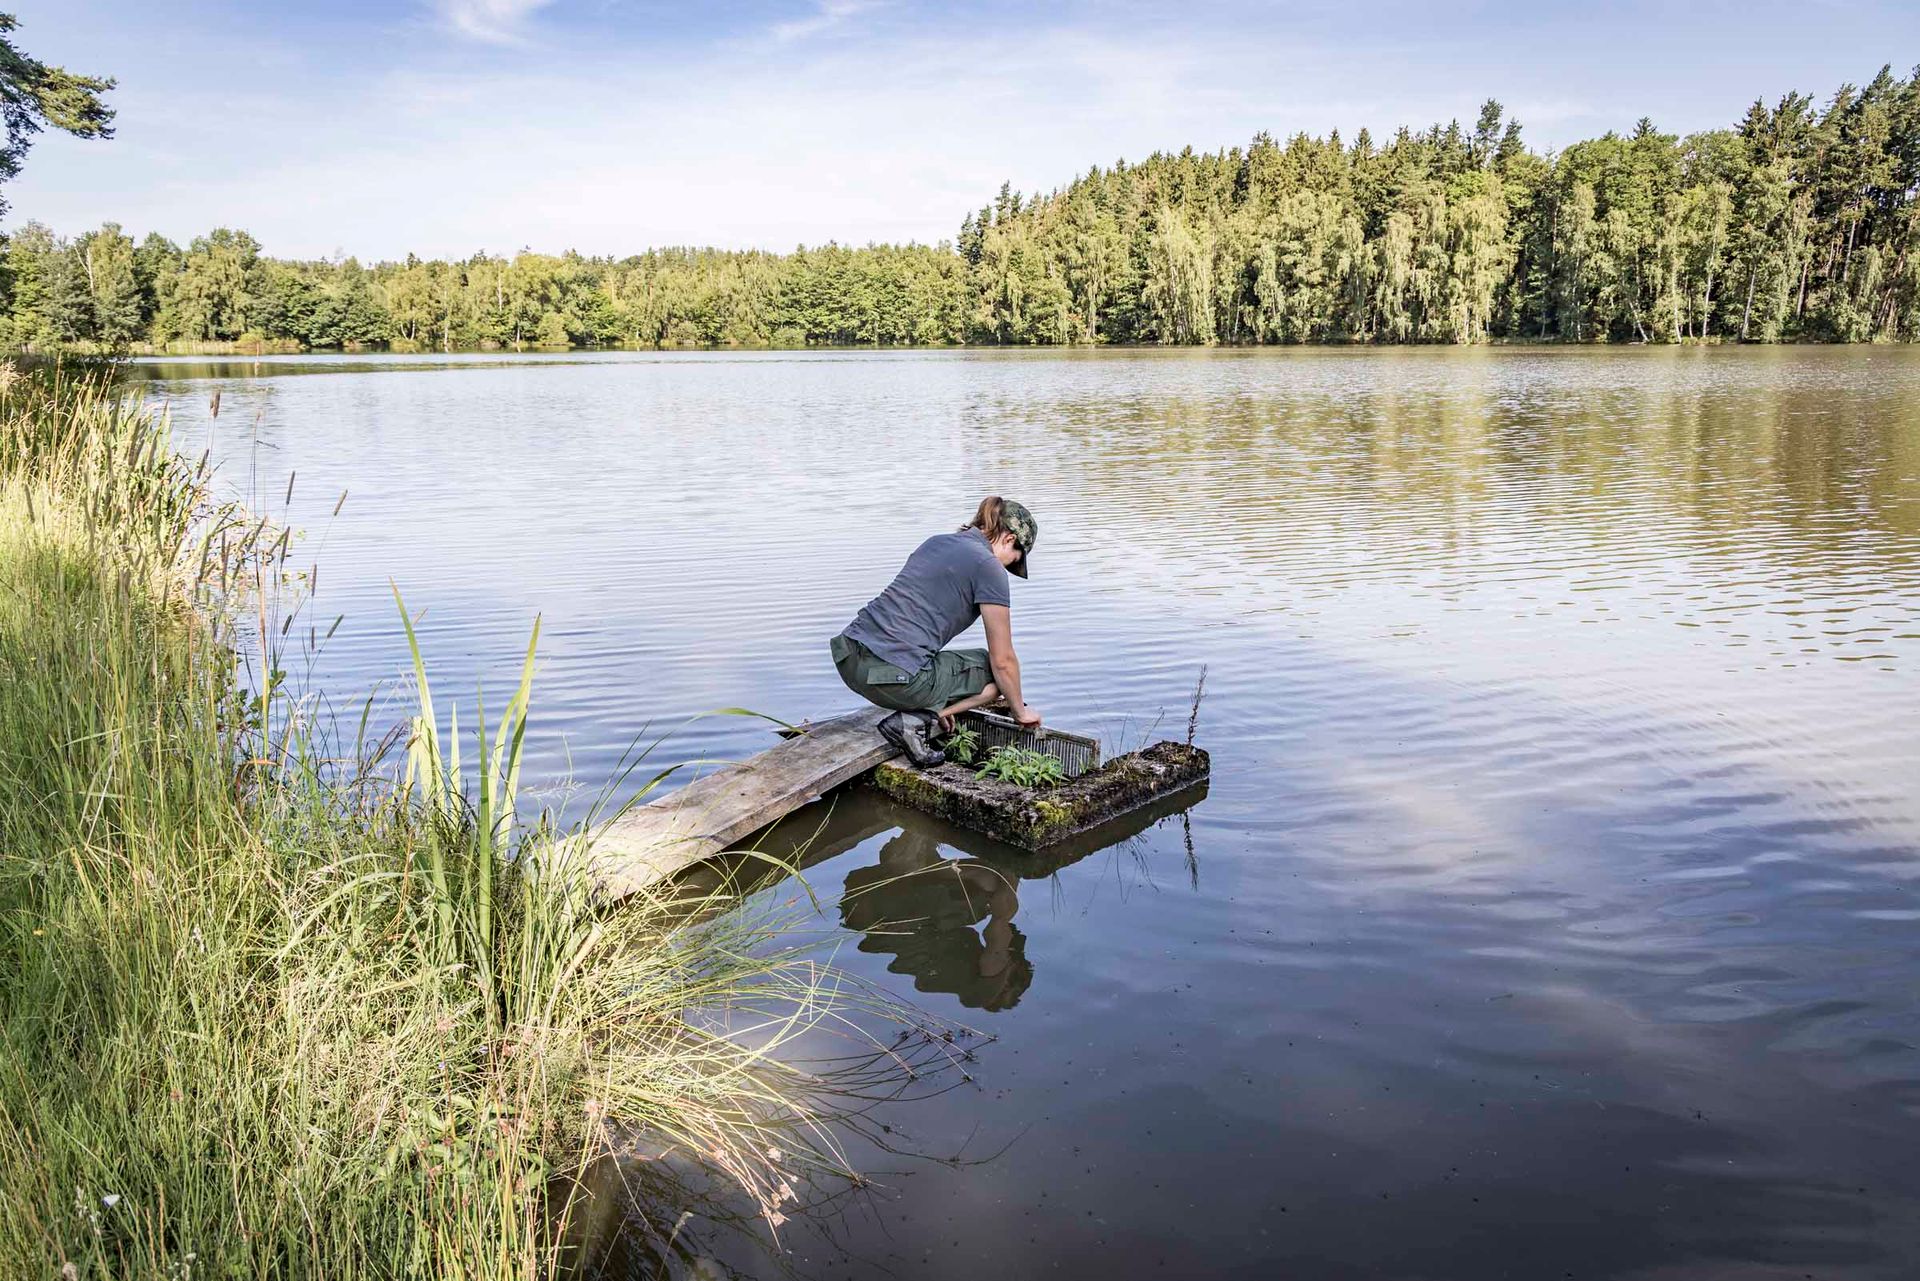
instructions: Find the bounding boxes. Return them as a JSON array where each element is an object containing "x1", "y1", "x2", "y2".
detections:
[{"x1": 842, "y1": 529, "x2": 1011, "y2": 672}]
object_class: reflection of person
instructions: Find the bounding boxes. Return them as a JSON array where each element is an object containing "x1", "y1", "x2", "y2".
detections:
[
  {"x1": 840, "y1": 829, "x2": 1032, "y2": 1012},
  {"x1": 829, "y1": 497, "x2": 1041, "y2": 768}
]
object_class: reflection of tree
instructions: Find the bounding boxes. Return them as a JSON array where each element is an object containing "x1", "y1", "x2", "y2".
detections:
[
  {"x1": 1027, "y1": 353, "x2": 1920, "y2": 659},
  {"x1": 840, "y1": 829, "x2": 1033, "y2": 1012}
]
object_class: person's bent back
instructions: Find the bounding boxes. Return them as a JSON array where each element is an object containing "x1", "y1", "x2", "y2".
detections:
[{"x1": 830, "y1": 496, "x2": 1041, "y2": 767}]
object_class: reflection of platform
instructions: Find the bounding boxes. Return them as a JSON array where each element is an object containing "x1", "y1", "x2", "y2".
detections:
[
  {"x1": 681, "y1": 774, "x2": 1210, "y2": 1014},
  {"x1": 870, "y1": 741, "x2": 1210, "y2": 849},
  {"x1": 673, "y1": 772, "x2": 1209, "y2": 909}
]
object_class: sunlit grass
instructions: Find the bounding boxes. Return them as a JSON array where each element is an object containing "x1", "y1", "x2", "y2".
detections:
[{"x1": 0, "y1": 363, "x2": 913, "y2": 1277}]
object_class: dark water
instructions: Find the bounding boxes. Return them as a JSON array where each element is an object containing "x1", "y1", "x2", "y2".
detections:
[{"x1": 135, "y1": 348, "x2": 1920, "y2": 1279}]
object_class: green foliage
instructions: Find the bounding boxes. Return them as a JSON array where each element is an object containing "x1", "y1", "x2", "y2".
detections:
[
  {"x1": 172, "y1": 227, "x2": 258, "y2": 341},
  {"x1": 0, "y1": 367, "x2": 909, "y2": 1276},
  {"x1": 77, "y1": 223, "x2": 141, "y2": 347},
  {"x1": 0, "y1": 13, "x2": 114, "y2": 218},
  {"x1": 5, "y1": 68, "x2": 1920, "y2": 352},
  {"x1": 975, "y1": 745, "x2": 1067, "y2": 789},
  {"x1": 942, "y1": 723, "x2": 982, "y2": 764}
]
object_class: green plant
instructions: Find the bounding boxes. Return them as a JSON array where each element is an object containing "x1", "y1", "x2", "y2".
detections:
[
  {"x1": 0, "y1": 364, "x2": 917, "y2": 1278},
  {"x1": 975, "y1": 744, "x2": 1066, "y2": 789},
  {"x1": 942, "y1": 723, "x2": 982, "y2": 764}
]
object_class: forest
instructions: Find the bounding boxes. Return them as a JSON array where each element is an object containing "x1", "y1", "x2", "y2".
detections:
[{"x1": 5, "y1": 65, "x2": 1916, "y2": 350}]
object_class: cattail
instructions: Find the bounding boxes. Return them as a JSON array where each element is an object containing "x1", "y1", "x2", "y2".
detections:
[{"x1": 1186, "y1": 664, "x2": 1208, "y2": 747}]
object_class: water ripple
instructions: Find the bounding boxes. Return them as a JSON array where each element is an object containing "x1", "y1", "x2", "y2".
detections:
[{"x1": 138, "y1": 347, "x2": 1920, "y2": 1279}]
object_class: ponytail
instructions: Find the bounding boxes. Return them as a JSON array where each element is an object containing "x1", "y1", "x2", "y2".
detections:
[{"x1": 963, "y1": 496, "x2": 1008, "y2": 542}]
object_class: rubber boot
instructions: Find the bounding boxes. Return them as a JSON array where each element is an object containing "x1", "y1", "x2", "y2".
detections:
[{"x1": 878, "y1": 710, "x2": 946, "y2": 768}]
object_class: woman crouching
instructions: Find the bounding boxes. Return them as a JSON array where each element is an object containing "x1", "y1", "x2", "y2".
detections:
[{"x1": 829, "y1": 496, "x2": 1041, "y2": 766}]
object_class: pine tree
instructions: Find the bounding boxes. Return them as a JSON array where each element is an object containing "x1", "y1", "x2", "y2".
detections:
[{"x1": 0, "y1": 15, "x2": 114, "y2": 218}]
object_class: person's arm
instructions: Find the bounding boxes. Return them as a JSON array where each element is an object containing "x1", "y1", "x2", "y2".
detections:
[{"x1": 980, "y1": 604, "x2": 1039, "y2": 726}]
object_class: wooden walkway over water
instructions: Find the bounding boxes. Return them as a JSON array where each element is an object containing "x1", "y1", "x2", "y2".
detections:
[{"x1": 588, "y1": 707, "x2": 896, "y2": 897}]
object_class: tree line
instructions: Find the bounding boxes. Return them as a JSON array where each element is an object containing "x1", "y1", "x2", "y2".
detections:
[{"x1": 4, "y1": 64, "x2": 1916, "y2": 351}]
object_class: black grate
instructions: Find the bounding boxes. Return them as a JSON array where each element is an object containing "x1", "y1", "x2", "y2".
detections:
[{"x1": 956, "y1": 709, "x2": 1101, "y2": 778}]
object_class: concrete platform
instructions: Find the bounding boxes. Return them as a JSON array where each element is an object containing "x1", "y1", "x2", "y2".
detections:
[{"x1": 869, "y1": 740, "x2": 1211, "y2": 849}]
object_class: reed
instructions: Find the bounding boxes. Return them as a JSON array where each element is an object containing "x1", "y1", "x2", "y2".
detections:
[{"x1": 0, "y1": 363, "x2": 899, "y2": 1277}]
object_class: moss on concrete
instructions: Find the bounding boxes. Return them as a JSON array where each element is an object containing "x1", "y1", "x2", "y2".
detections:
[{"x1": 870, "y1": 741, "x2": 1210, "y2": 849}]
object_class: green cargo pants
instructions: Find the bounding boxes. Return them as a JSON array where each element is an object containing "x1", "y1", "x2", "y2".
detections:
[{"x1": 830, "y1": 634, "x2": 991, "y2": 713}]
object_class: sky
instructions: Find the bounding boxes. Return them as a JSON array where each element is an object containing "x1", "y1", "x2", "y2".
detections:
[{"x1": 8, "y1": 0, "x2": 1918, "y2": 261}]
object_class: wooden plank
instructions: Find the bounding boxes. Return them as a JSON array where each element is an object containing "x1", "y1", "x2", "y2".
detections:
[{"x1": 589, "y1": 707, "x2": 897, "y2": 897}]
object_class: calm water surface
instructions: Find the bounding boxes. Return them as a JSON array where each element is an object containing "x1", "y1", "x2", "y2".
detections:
[{"x1": 136, "y1": 348, "x2": 1920, "y2": 1279}]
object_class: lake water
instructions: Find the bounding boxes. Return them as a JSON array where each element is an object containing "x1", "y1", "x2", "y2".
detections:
[{"x1": 134, "y1": 348, "x2": 1920, "y2": 1279}]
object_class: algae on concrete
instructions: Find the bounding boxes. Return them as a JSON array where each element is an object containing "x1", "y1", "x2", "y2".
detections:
[{"x1": 870, "y1": 741, "x2": 1210, "y2": 849}]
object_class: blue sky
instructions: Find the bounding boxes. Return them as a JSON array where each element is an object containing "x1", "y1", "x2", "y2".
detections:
[{"x1": 9, "y1": 0, "x2": 1917, "y2": 260}]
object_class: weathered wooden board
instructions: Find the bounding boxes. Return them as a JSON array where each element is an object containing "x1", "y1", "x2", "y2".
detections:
[{"x1": 588, "y1": 707, "x2": 896, "y2": 898}]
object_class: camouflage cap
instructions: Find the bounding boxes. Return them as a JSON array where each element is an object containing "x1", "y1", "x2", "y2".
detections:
[{"x1": 1000, "y1": 499, "x2": 1038, "y2": 579}]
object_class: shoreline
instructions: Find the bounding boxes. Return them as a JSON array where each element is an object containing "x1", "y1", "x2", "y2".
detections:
[
  {"x1": 0, "y1": 365, "x2": 907, "y2": 1275},
  {"x1": 16, "y1": 333, "x2": 1914, "y2": 361}
]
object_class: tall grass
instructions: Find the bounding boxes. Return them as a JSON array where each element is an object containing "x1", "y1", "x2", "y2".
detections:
[{"x1": 0, "y1": 364, "x2": 899, "y2": 1277}]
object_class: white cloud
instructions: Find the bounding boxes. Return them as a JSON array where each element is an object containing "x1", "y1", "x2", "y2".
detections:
[
  {"x1": 433, "y1": 0, "x2": 560, "y2": 44},
  {"x1": 16, "y1": 1, "x2": 1915, "y2": 260},
  {"x1": 769, "y1": 0, "x2": 879, "y2": 44},
  {"x1": 12, "y1": 21, "x2": 1587, "y2": 258}
]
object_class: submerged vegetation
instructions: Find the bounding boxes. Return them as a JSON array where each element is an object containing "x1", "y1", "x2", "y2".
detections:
[
  {"x1": 6, "y1": 64, "x2": 1920, "y2": 351},
  {"x1": 0, "y1": 365, "x2": 910, "y2": 1276}
]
